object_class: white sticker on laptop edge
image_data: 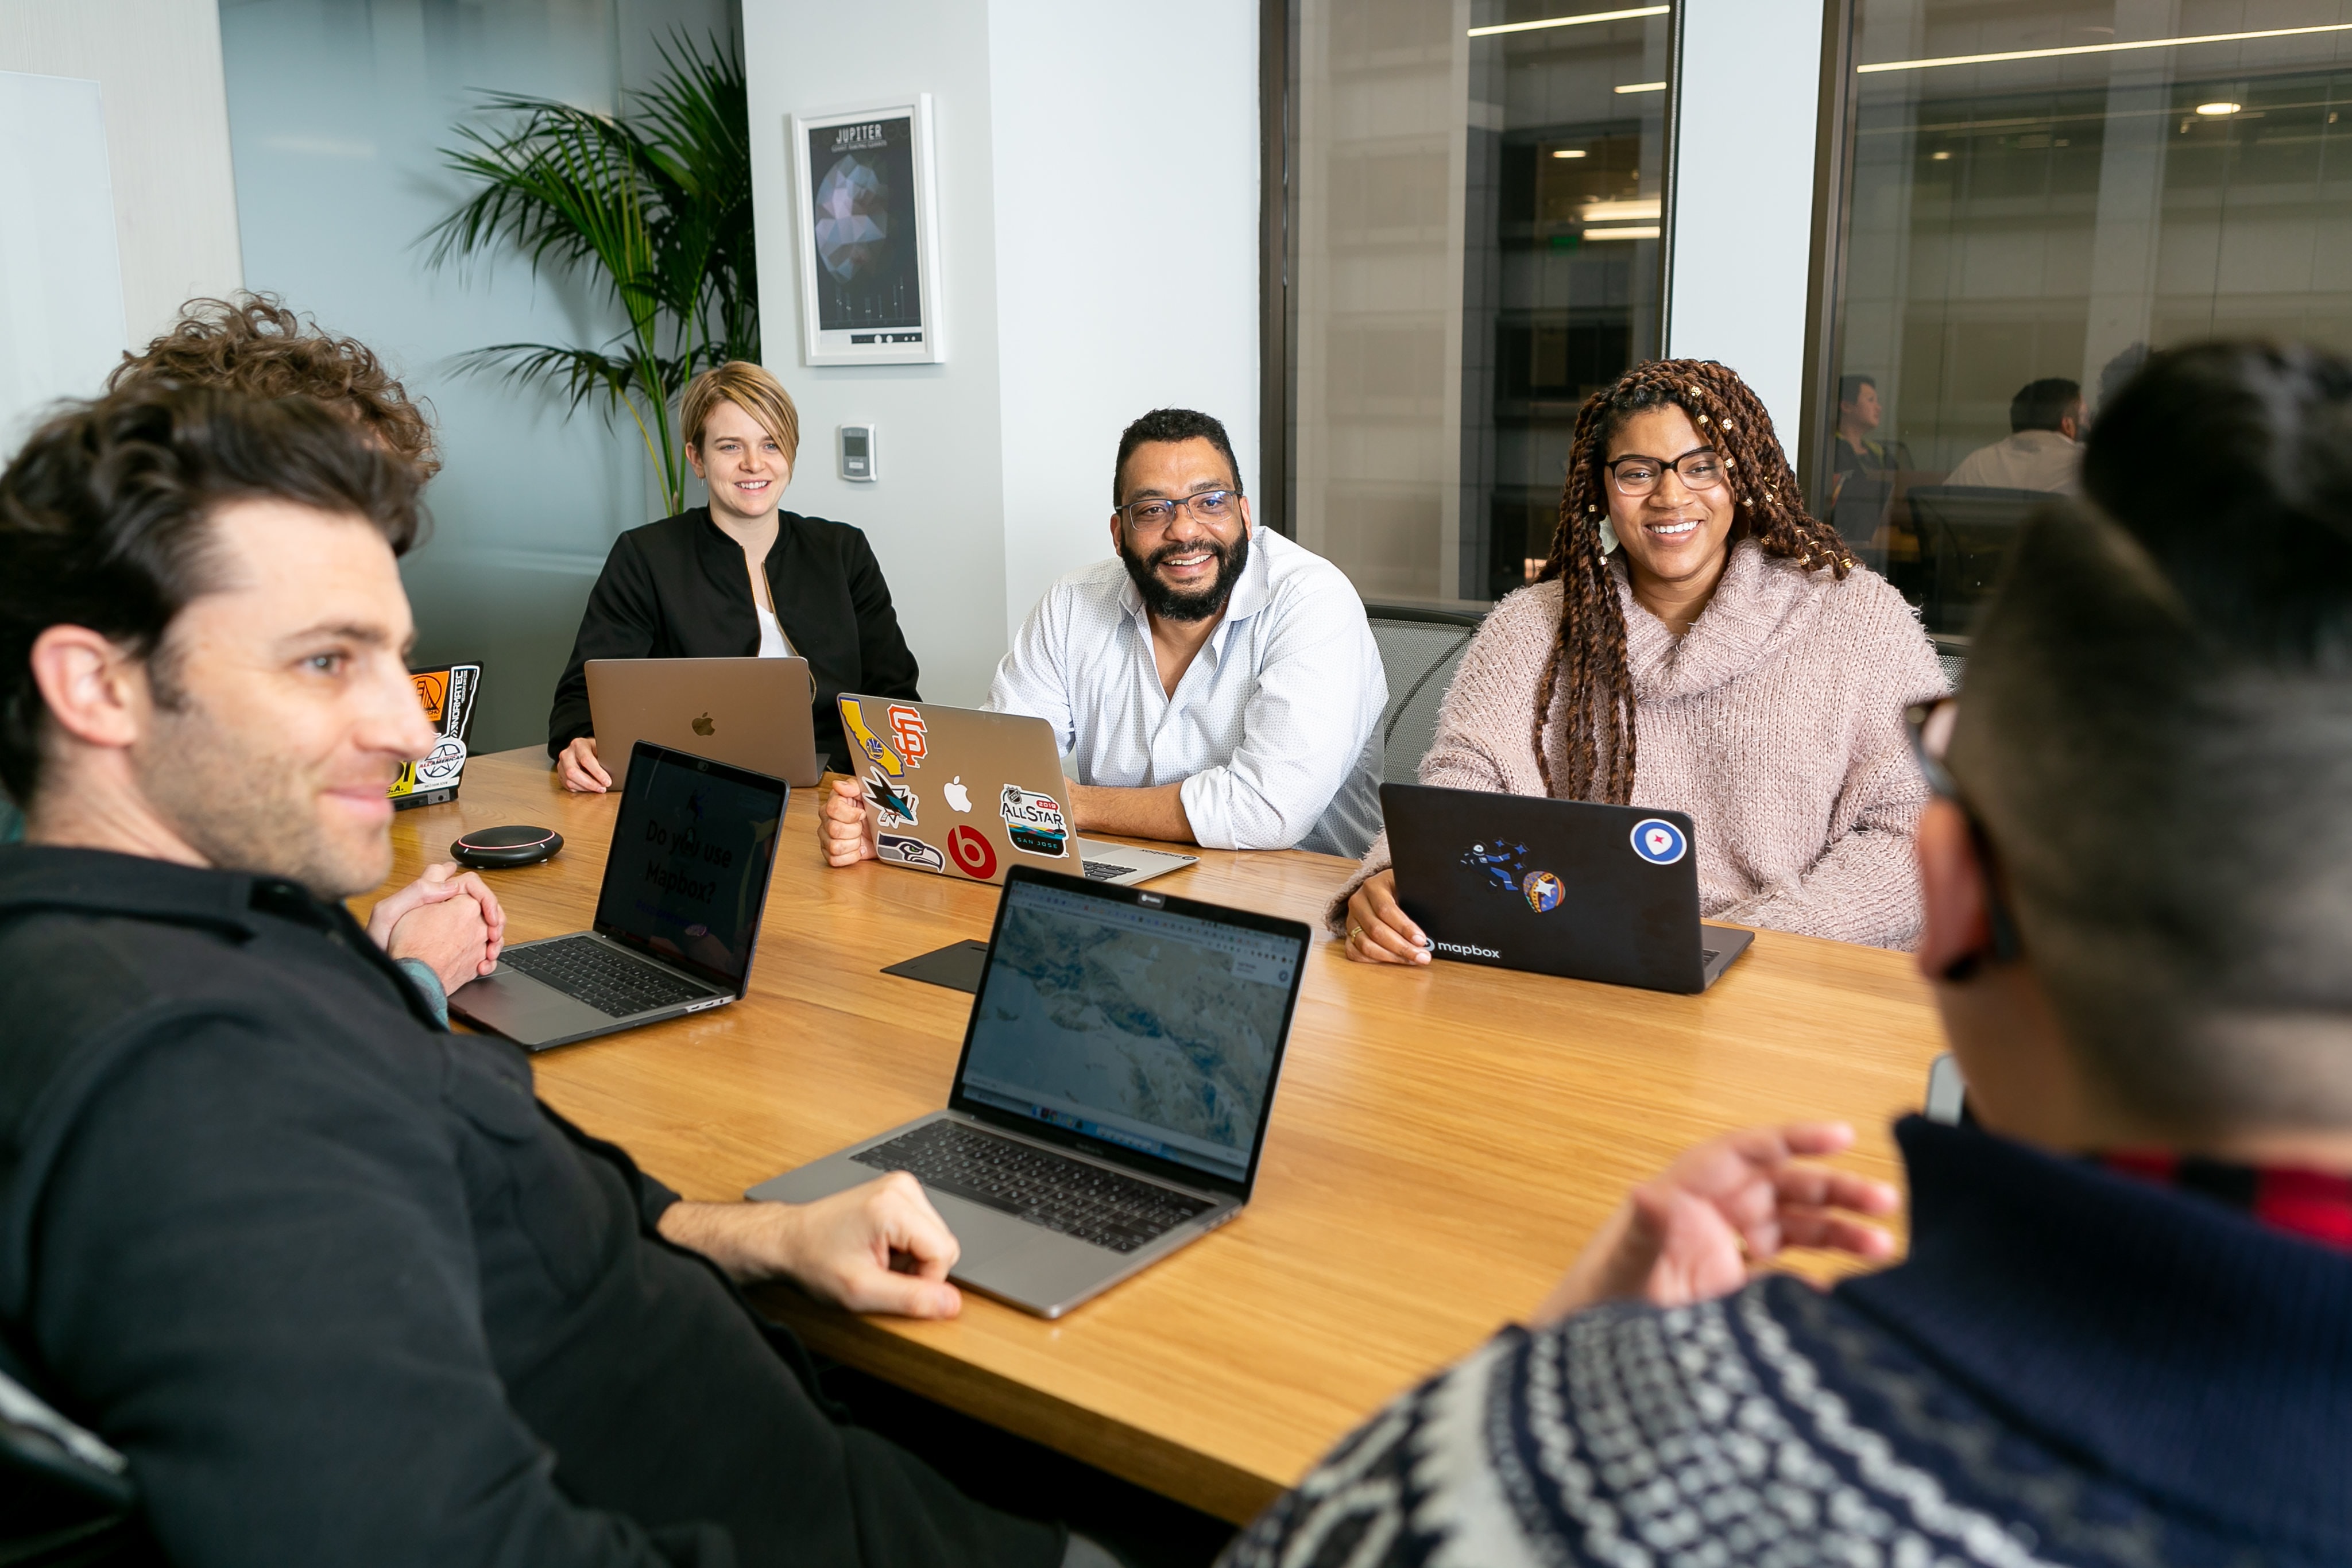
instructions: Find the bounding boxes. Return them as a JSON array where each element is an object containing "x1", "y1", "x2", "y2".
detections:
[
  {"x1": 877, "y1": 833, "x2": 945, "y2": 872},
  {"x1": 415, "y1": 736, "x2": 467, "y2": 784},
  {"x1": 1630, "y1": 818, "x2": 1688, "y2": 865},
  {"x1": 999, "y1": 784, "x2": 1069, "y2": 858}
]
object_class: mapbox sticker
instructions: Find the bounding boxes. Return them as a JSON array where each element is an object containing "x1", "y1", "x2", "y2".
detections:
[
  {"x1": 999, "y1": 785, "x2": 1069, "y2": 858},
  {"x1": 878, "y1": 833, "x2": 945, "y2": 872},
  {"x1": 887, "y1": 704, "x2": 927, "y2": 767},
  {"x1": 865, "y1": 769, "x2": 918, "y2": 828},
  {"x1": 947, "y1": 825, "x2": 998, "y2": 880},
  {"x1": 1630, "y1": 818, "x2": 1688, "y2": 865}
]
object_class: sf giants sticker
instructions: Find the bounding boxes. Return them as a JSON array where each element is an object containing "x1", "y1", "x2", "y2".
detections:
[
  {"x1": 864, "y1": 768, "x2": 918, "y2": 828},
  {"x1": 839, "y1": 698, "x2": 905, "y2": 779},
  {"x1": 886, "y1": 704, "x2": 927, "y2": 767},
  {"x1": 946, "y1": 825, "x2": 998, "y2": 880},
  {"x1": 998, "y1": 785, "x2": 1069, "y2": 858},
  {"x1": 878, "y1": 833, "x2": 945, "y2": 872},
  {"x1": 1630, "y1": 818, "x2": 1688, "y2": 865}
]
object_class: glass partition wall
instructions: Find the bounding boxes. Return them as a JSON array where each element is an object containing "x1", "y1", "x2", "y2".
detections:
[
  {"x1": 1819, "y1": 0, "x2": 2352, "y2": 639},
  {"x1": 1285, "y1": 0, "x2": 1675, "y2": 606}
]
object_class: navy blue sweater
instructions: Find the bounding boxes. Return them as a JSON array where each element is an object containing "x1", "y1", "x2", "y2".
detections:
[{"x1": 1224, "y1": 1117, "x2": 2352, "y2": 1566}]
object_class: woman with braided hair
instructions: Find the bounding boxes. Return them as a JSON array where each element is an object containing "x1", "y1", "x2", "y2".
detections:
[{"x1": 1339, "y1": 358, "x2": 1946, "y2": 957}]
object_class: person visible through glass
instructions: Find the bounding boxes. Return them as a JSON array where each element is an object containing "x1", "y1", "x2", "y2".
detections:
[
  {"x1": 1338, "y1": 358, "x2": 1946, "y2": 959},
  {"x1": 1944, "y1": 377, "x2": 2085, "y2": 494},
  {"x1": 547, "y1": 361, "x2": 919, "y2": 788}
]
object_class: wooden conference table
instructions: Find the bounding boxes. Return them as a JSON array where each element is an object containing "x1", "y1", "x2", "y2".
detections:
[{"x1": 370, "y1": 748, "x2": 1947, "y2": 1524}]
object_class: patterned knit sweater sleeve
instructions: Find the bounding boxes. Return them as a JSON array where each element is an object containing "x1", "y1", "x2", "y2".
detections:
[{"x1": 1326, "y1": 583, "x2": 1565, "y2": 930}]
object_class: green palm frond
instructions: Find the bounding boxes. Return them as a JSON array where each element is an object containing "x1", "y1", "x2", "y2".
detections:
[{"x1": 424, "y1": 33, "x2": 757, "y2": 514}]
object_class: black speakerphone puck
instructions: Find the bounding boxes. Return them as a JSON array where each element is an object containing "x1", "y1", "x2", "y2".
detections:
[{"x1": 451, "y1": 824, "x2": 564, "y2": 870}]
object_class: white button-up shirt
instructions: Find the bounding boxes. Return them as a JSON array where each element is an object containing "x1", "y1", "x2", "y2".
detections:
[{"x1": 986, "y1": 527, "x2": 1386, "y2": 858}]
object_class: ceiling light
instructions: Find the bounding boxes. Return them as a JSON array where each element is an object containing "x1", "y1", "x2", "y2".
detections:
[
  {"x1": 1582, "y1": 198, "x2": 1661, "y2": 221},
  {"x1": 1857, "y1": 21, "x2": 2352, "y2": 75},
  {"x1": 1929, "y1": 149, "x2": 1952, "y2": 159},
  {"x1": 1614, "y1": 81, "x2": 1668, "y2": 94},
  {"x1": 1582, "y1": 226, "x2": 1660, "y2": 240},
  {"x1": 1468, "y1": 5, "x2": 1668, "y2": 38},
  {"x1": 2196, "y1": 100, "x2": 2241, "y2": 115},
  {"x1": 1551, "y1": 148, "x2": 1588, "y2": 158}
]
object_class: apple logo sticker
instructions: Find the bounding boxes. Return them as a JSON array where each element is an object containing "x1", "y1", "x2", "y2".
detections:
[{"x1": 943, "y1": 776, "x2": 971, "y2": 812}]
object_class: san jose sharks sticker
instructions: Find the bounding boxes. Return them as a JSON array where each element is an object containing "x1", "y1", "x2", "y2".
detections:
[
  {"x1": 864, "y1": 768, "x2": 918, "y2": 828},
  {"x1": 877, "y1": 833, "x2": 945, "y2": 872},
  {"x1": 999, "y1": 784, "x2": 1069, "y2": 858},
  {"x1": 1630, "y1": 817, "x2": 1688, "y2": 865}
]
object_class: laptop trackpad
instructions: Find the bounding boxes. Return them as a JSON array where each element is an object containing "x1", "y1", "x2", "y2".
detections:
[{"x1": 925, "y1": 1188, "x2": 1045, "y2": 1273}]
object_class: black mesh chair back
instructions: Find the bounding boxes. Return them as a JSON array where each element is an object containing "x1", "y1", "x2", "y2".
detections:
[
  {"x1": 1905, "y1": 485, "x2": 2052, "y2": 635},
  {"x1": 1364, "y1": 604, "x2": 1488, "y2": 785}
]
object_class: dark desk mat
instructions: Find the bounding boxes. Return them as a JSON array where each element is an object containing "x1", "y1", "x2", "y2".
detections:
[{"x1": 880, "y1": 939, "x2": 991, "y2": 994}]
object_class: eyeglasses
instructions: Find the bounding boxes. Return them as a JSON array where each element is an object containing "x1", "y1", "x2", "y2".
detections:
[
  {"x1": 1117, "y1": 489, "x2": 1242, "y2": 533},
  {"x1": 1606, "y1": 448, "x2": 1726, "y2": 497},
  {"x1": 1905, "y1": 696, "x2": 2022, "y2": 978}
]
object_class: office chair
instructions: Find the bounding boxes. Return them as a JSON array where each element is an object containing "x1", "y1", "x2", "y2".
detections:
[
  {"x1": 1364, "y1": 603, "x2": 1487, "y2": 785},
  {"x1": 1, "y1": 1366, "x2": 148, "y2": 1566},
  {"x1": 1904, "y1": 485, "x2": 2052, "y2": 636}
]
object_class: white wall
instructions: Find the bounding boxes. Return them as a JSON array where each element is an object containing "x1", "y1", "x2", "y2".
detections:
[
  {"x1": 0, "y1": 72, "x2": 127, "y2": 448},
  {"x1": 1665, "y1": 0, "x2": 1822, "y2": 450},
  {"x1": 0, "y1": 1, "x2": 242, "y2": 353},
  {"x1": 744, "y1": 0, "x2": 1260, "y2": 704}
]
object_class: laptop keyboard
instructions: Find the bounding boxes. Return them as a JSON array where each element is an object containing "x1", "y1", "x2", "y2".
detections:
[
  {"x1": 499, "y1": 936, "x2": 716, "y2": 1019},
  {"x1": 1702, "y1": 948, "x2": 1720, "y2": 965},
  {"x1": 1080, "y1": 860, "x2": 1126, "y2": 881},
  {"x1": 852, "y1": 1120, "x2": 1214, "y2": 1253}
]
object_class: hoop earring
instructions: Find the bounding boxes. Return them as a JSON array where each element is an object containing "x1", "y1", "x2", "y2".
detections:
[{"x1": 1597, "y1": 517, "x2": 1620, "y2": 555}]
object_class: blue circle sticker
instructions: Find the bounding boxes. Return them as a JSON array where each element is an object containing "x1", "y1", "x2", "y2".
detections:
[{"x1": 1630, "y1": 818, "x2": 1687, "y2": 865}]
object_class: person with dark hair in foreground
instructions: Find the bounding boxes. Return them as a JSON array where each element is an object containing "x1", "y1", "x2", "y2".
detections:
[
  {"x1": 1945, "y1": 374, "x2": 2084, "y2": 494},
  {"x1": 816, "y1": 406, "x2": 1386, "y2": 862},
  {"x1": 1226, "y1": 342, "x2": 2352, "y2": 1566},
  {"x1": 0, "y1": 385, "x2": 1095, "y2": 1567}
]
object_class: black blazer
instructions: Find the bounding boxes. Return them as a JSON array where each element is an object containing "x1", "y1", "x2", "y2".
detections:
[{"x1": 548, "y1": 508, "x2": 920, "y2": 773}]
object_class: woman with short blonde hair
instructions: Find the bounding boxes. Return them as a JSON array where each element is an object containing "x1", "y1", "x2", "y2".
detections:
[{"x1": 549, "y1": 361, "x2": 919, "y2": 787}]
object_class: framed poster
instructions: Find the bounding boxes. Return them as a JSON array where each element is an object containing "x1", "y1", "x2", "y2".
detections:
[{"x1": 790, "y1": 96, "x2": 944, "y2": 366}]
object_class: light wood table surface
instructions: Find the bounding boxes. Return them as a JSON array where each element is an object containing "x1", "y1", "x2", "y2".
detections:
[{"x1": 372, "y1": 748, "x2": 1948, "y2": 1524}]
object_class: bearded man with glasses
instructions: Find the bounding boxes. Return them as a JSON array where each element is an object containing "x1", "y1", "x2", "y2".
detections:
[
  {"x1": 818, "y1": 406, "x2": 1386, "y2": 864},
  {"x1": 1224, "y1": 341, "x2": 2352, "y2": 1567}
]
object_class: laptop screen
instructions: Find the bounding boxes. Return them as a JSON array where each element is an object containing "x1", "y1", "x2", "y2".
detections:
[
  {"x1": 956, "y1": 876, "x2": 1303, "y2": 1188},
  {"x1": 595, "y1": 745, "x2": 786, "y2": 989}
]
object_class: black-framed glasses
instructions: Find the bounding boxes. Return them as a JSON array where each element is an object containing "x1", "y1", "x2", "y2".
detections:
[
  {"x1": 1905, "y1": 696, "x2": 2022, "y2": 977},
  {"x1": 1606, "y1": 447, "x2": 1726, "y2": 497},
  {"x1": 1117, "y1": 489, "x2": 1242, "y2": 533}
]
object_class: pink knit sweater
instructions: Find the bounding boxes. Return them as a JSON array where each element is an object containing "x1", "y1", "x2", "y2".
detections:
[{"x1": 1339, "y1": 541, "x2": 1949, "y2": 949}]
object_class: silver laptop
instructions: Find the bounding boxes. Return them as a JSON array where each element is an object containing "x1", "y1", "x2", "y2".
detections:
[
  {"x1": 448, "y1": 742, "x2": 787, "y2": 1051},
  {"x1": 838, "y1": 694, "x2": 1196, "y2": 886},
  {"x1": 587, "y1": 656, "x2": 823, "y2": 788},
  {"x1": 750, "y1": 866, "x2": 1309, "y2": 1317}
]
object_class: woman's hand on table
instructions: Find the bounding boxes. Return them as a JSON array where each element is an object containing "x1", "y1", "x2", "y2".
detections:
[
  {"x1": 1528, "y1": 1122, "x2": 1901, "y2": 1327},
  {"x1": 1343, "y1": 869, "x2": 1431, "y2": 965},
  {"x1": 556, "y1": 735, "x2": 611, "y2": 793},
  {"x1": 817, "y1": 778, "x2": 877, "y2": 866}
]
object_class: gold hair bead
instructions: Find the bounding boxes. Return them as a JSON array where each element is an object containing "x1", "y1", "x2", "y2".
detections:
[
  {"x1": 1798, "y1": 553, "x2": 1813, "y2": 566},
  {"x1": 1842, "y1": 556, "x2": 1856, "y2": 570},
  {"x1": 1724, "y1": 420, "x2": 1737, "y2": 432},
  {"x1": 1696, "y1": 412, "x2": 1709, "y2": 424}
]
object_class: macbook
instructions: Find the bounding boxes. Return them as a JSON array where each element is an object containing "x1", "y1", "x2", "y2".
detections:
[
  {"x1": 749, "y1": 867, "x2": 1307, "y2": 1317},
  {"x1": 838, "y1": 695, "x2": 1196, "y2": 886},
  {"x1": 587, "y1": 656, "x2": 823, "y2": 788},
  {"x1": 448, "y1": 742, "x2": 787, "y2": 1050},
  {"x1": 1382, "y1": 782, "x2": 1753, "y2": 993}
]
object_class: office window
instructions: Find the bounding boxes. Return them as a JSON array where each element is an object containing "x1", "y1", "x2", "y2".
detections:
[
  {"x1": 1282, "y1": 0, "x2": 1674, "y2": 605},
  {"x1": 1819, "y1": 0, "x2": 2352, "y2": 637}
]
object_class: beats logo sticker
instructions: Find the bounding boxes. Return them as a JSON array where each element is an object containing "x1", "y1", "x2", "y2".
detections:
[{"x1": 947, "y1": 826, "x2": 997, "y2": 879}]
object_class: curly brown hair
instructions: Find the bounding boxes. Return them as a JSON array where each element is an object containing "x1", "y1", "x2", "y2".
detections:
[
  {"x1": 1529, "y1": 358, "x2": 1852, "y2": 803},
  {"x1": 108, "y1": 295, "x2": 439, "y2": 481}
]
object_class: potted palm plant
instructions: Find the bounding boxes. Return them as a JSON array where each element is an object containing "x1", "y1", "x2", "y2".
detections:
[{"x1": 424, "y1": 32, "x2": 757, "y2": 516}]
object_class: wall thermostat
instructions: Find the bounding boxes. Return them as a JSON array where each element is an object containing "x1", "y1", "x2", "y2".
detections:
[{"x1": 838, "y1": 424, "x2": 877, "y2": 482}]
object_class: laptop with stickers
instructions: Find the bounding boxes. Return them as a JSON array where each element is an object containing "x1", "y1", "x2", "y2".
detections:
[
  {"x1": 586, "y1": 656, "x2": 823, "y2": 788},
  {"x1": 749, "y1": 866, "x2": 1308, "y2": 1317},
  {"x1": 1381, "y1": 782, "x2": 1753, "y2": 993},
  {"x1": 835, "y1": 695, "x2": 1196, "y2": 886}
]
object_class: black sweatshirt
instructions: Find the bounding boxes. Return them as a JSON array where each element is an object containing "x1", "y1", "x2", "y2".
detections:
[
  {"x1": 548, "y1": 509, "x2": 922, "y2": 775},
  {"x1": 0, "y1": 846, "x2": 1058, "y2": 1568}
]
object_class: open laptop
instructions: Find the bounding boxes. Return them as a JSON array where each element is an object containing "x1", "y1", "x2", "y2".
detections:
[
  {"x1": 837, "y1": 695, "x2": 1196, "y2": 886},
  {"x1": 448, "y1": 741, "x2": 787, "y2": 1050},
  {"x1": 749, "y1": 867, "x2": 1308, "y2": 1317},
  {"x1": 1382, "y1": 782, "x2": 1753, "y2": 993},
  {"x1": 587, "y1": 656, "x2": 823, "y2": 788}
]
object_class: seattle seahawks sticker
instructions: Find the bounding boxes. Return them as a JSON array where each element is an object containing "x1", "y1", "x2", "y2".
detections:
[
  {"x1": 877, "y1": 833, "x2": 945, "y2": 872},
  {"x1": 1630, "y1": 817, "x2": 1688, "y2": 865}
]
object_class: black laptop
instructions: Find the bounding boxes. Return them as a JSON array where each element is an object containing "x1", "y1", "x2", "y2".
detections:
[
  {"x1": 448, "y1": 742, "x2": 787, "y2": 1050},
  {"x1": 1382, "y1": 783, "x2": 1753, "y2": 993}
]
